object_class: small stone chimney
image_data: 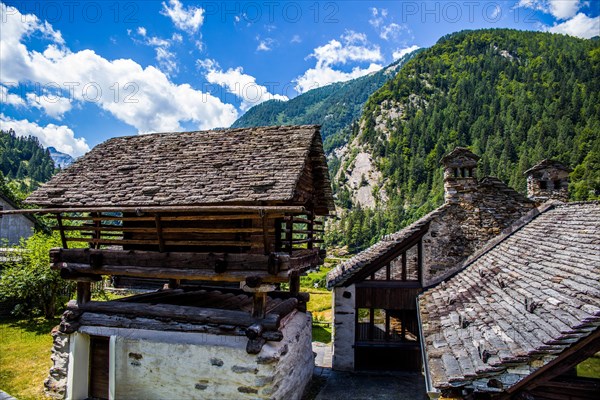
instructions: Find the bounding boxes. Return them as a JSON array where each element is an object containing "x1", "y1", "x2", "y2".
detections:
[
  {"x1": 440, "y1": 147, "x2": 480, "y2": 204},
  {"x1": 524, "y1": 159, "x2": 571, "y2": 203}
]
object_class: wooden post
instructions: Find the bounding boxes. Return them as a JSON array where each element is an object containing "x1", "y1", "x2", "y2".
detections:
[
  {"x1": 76, "y1": 282, "x2": 91, "y2": 305},
  {"x1": 154, "y1": 214, "x2": 165, "y2": 252},
  {"x1": 56, "y1": 214, "x2": 68, "y2": 249},
  {"x1": 307, "y1": 213, "x2": 313, "y2": 250},
  {"x1": 417, "y1": 238, "x2": 423, "y2": 284},
  {"x1": 252, "y1": 292, "x2": 267, "y2": 319},
  {"x1": 286, "y1": 216, "x2": 293, "y2": 255},
  {"x1": 275, "y1": 218, "x2": 282, "y2": 252},
  {"x1": 401, "y1": 251, "x2": 407, "y2": 281},
  {"x1": 260, "y1": 211, "x2": 270, "y2": 255},
  {"x1": 93, "y1": 212, "x2": 101, "y2": 249},
  {"x1": 289, "y1": 271, "x2": 300, "y2": 295}
]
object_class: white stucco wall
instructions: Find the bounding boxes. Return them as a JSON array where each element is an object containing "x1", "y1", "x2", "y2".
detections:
[
  {"x1": 331, "y1": 285, "x2": 355, "y2": 371},
  {"x1": 58, "y1": 311, "x2": 313, "y2": 400},
  {"x1": 0, "y1": 197, "x2": 34, "y2": 246}
]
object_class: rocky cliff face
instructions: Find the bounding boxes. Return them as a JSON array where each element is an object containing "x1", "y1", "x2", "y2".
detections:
[{"x1": 47, "y1": 147, "x2": 74, "y2": 169}]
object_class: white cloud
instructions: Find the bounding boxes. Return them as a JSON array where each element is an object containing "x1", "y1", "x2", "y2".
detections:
[
  {"x1": 548, "y1": 0, "x2": 582, "y2": 19},
  {"x1": 199, "y1": 59, "x2": 288, "y2": 111},
  {"x1": 256, "y1": 37, "x2": 275, "y2": 52},
  {"x1": 0, "y1": 85, "x2": 26, "y2": 107},
  {"x1": 380, "y1": 23, "x2": 405, "y2": 40},
  {"x1": 129, "y1": 28, "x2": 182, "y2": 76},
  {"x1": 160, "y1": 0, "x2": 204, "y2": 32},
  {"x1": 369, "y1": 7, "x2": 387, "y2": 28},
  {"x1": 0, "y1": 113, "x2": 89, "y2": 157},
  {"x1": 1, "y1": 3, "x2": 238, "y2": 136},
  {"x1": 294, "y1": 64, "x2": 382, "y2": 94},
  {"x1": 25, "y1": 92, "x2": 72, "y2": 119},
  {"x1": 294, "y1": 31, "x2": 384, "y2": 93},
  {"x1": 549, "y1": 12, "x2": 600, "y2": 38},
  {"x1": 392, "y1": 45, "x2": 420, "y2": 60},
  {"x1": 309, "y1": 31, "x2": 382, "y2": 67},
  {"x1": 291, "y1": 35, "x2": 302, "y2": 44},
  {"x1": 516, "y1": 0, "x2": 584, "y2": 20}
]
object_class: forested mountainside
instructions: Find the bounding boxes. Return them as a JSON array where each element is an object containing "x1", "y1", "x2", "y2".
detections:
[
  {"x1": 232, "y1": 51, "x2": 420, "y2": 152},
  {"x1": 328, "y1": 29, "x2": 600, "y2": 251},
  {"x1": 0, "y1": 130, "x2": 56, "y2": 199}
]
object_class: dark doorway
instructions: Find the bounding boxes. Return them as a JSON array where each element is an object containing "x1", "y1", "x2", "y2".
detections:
[
  {"x1": 89, "y1": 335, "x2": 110, "y2": 400},
  {"x1": 354, "y1": 308, "x2": 421, "y2": 371}
]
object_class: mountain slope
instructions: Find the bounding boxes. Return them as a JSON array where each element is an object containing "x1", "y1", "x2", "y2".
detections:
[
  {"x1": 232, "y1": 51, "x2": 420, "y2": 152},
  {"x1": 330, "y1": 29, "x2": 600, "y2": 251}
]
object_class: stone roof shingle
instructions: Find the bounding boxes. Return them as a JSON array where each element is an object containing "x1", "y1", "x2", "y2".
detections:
[
  {"x1": 26, "y1": 125, "x2": 334, "y2": 212},
  {"x1": 419, "y1": 201, "x2": 600, "y2": 392}
]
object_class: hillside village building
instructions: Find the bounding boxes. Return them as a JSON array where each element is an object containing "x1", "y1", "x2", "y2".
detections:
[
  {"x1": 11, "y1": 125, "x2": 334, "y2": 400},
  {"x1": 327, "y1": 149, "x2": 599, "y2": 398},
  {"x1": 0, "y1": 192, "x2": 36, "y2": 246}
]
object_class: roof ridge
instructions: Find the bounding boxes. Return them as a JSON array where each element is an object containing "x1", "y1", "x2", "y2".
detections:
[{"x1": 97, "y1": 124, "x2": 323, "y2": 143}]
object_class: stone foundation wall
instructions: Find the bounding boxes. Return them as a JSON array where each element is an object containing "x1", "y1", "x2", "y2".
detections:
[
  {"x1": 45, "y1": 312, "x2": 313, "y2": 400},
  {"x1": 331, "y1": 285, "x2": 355, "y2": 371},
  {"x1": 44, "y1": 328, "x2": 70, "y2": 399}
]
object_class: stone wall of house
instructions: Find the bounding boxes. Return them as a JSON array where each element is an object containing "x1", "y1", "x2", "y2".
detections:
[
  {"x1": 331, "y1": 285, "x2": 355, "y2": 371},
  {"x1": 45, "y1": 328, "x2": 70, "y2": 399},
  {"x1": 45, "y1": 312, "x2": 313, "y2": 400},
  {"x1": 0, "y1": 197, "x2": 35, "y2": 246},
  {"x1": 423, "y1": 179, "x2": 535, "y2": 287},
  {"x1": 526, "y1": 166, "x2": 570, "y2": 203}
]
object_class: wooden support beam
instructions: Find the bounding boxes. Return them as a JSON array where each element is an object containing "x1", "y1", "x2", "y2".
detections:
[
  {"x1": 252, "y1": 292, "x2": 267, "y2": 319},
  {"x1": 55, "y1": 214, "x2": 68, "y2": 249},
  {"x1": 67, "y1": 300, "x2": 280, "y2": 330},
  {"x1": 76, "y1": 282, "x2": 91, "y2": 305},
  {"x1": 267, "y1": 298, "x2": 299, "y2": 317},
  {"x1": 417, "y1": 237, "x2": 423, "y2": 284},
  {"x1": 64, "y1": 237, "x2": 253, "y2": 247},
  {"x1": 154, "y1": 214, "x2": 165, "y2": 252},
  {"x1": 286, "y1": 218, "x2": 293, "y2": 255},
  {"x1": 93, "y1": 212, "x2": 101, "y2": 249},
  {"x1": 52, "y1": 248, "x2": 290, "y2": 271},
  {"x1": 57, "y1": 263, "x2": 290, "y2": 283},
  {"x1": 261, "y1": 211, "x2": 270, "y2": 255},
  {"x1": 4, "y1": 205, "x2": 308, "y2": 215},
  {"x1": 57, "y1": 226, "x2": 271, "y2": 234},
  {"x1": 289, "y1": 272, "x2": 300, "y2": 296}
]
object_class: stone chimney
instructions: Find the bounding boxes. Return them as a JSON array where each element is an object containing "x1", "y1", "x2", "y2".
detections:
[
  {"x1": 440, "y1": 147, "x2": 480, "y2": 204},
  {"x1": 524, "y1": 159, "x2": 571, "y2": 203}
]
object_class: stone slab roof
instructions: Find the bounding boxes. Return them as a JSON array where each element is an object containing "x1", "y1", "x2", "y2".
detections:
[
  {"x1": 418, "y1": 201, "x2": 600, "y2": 392},
  {"x1": 26, "y1": 125, "x2": 334, "y2": 212},
  {"x1": 327, "y1": 205, "x2": 449, "y2": 288},
  {"x1": 524, "y1": 159, "x2": 572, "y2": 175}
]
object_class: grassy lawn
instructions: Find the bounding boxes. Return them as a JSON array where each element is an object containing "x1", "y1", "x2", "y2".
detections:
[
  {"x1": 577, "y1": 352, "x2": 600, "y2": 378},
  {"x1": 0, "y1": 317, "x2": 58, "y2": 399},
  {"x1": 302, "y1": 266, "x2": 334, "y2": 344}
]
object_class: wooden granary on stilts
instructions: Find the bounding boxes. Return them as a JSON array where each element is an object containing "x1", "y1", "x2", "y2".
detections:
[{"x1": 8, "y1": 125, "x2": 334, "y2": 400}]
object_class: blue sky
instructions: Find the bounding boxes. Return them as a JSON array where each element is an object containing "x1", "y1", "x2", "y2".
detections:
[{"x1": 1, "y1": 0, "x2": 598, "y2": 157}]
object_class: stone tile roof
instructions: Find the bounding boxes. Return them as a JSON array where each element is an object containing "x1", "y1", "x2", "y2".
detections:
[
  {"x1": 478, "y1": 177, "x2": 531, "y2": 205},
  {"x1": 26, "y1": 125, "x2": 334, "y2": 212},
  {"x1": 419, "y1": 202, "x2": 600, "y2": 392},
  {"x1": 326, "y1": 205, "x2": 450, "y2": 288},
  {"x1": 524, "y1": 159, "x2": 572, "y2": 175},
  {"x1": 440, "y1": 147, "x2": 480, "y2": 165}
]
